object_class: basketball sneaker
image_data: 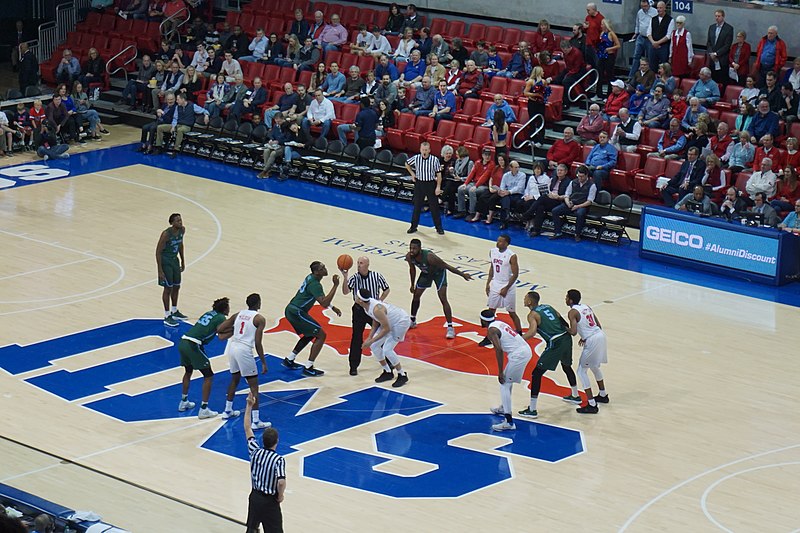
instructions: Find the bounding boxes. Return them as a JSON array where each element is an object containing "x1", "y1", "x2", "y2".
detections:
[
  {"x1": 375, "y1": 371, "x2": 394, "y2": 383},
  {"x1": 489, "y1": 406, "x2": 505, "y2": 416},
  {"x1": 562, "y1": 395, "x2": 582, "y2": 404},
  {"x1": 446, "y1": 326, "x2": 456, "y2": 339},
  {"x1": 177, "y1": 400, "x2": 195, "y2": 412},
  {"x1": 164, "y1": 315, "x2": 179, "y2": 327},
  {"x1": 518, "y1": 407, "x2": 538, "y2": 419},
  {"x1": 491, "y1": 421, "x2": 516, "y2": 431},
  {"x1": 221, "y1": 410, "x2": 241, "y2": 420},
  {"x1": 594, "y1": 394, "x2": 610, "y2": 404},
  {"x1": 409, "y1": 319, "x2": 417, "y2": 329},
  {"x1": 392, "y1": 374, "x2": 409, "y2": 388},
  {"x1": 576, "y1": 404, "x2": 599, "y2": 414},
  {"x1": 251, "y1": 420, "x2": 272, "y2": 430},
  {"x1": 303, "y1": 366, "x2": 325, "y2": 377},
  {"x1": 198, "y1": 407, "x2": 218, "y2": 419},
  {"x1": 282, "y1": 357, "x2": 302, "y2": 370},
  {"x1": 171, "y1": 310, "x2": 188, "y2": 319}
]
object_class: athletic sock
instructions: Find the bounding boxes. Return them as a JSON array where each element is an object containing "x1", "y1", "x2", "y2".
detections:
[
  {"x1": 505, "y1": 413, "x2": 513, "y2": 423},
  {"x1": 252, "y1": 409, "x2": 260, "y2": 422},
  {"x1": 170, "y1": 306, "x2": 177, "y2": 314},
  {"x1": 165, "y1": 310, "x2": 171, "y2": 318},
  {"x1": 225, "y1": 400, "x2": 233, "y2": 412},
  {"x1": 447, "y1": 322, "x2": 453, "y2": 327},
  {"x1": 571, "y1": 386, "x2": 579, "y2": 397},
  {"x1": 397, "y1": 370, "x2": 406, "y2": 376},
  {"x1": 286, "y1": 352, "x2": 297, "y2": 361},
  {"x1": 380, "y1": 362, "x2": 391, "y2": 372},
  {"x1": 530, "y1": 396, "x2": 538, "y2": 410},
  {"x1": 201, "y1": 402, "x2": 208, "y2": 409},
  {"x1": 410, "y1": 315, "x2": 416, "y2": 321},
  {"x1": 181, "y1": 394, "x2": 188, "y2": 402},
  {"x1": 588, "y1": 398, "x2": 597, "y2": 406},
  {"x1": 598, "y1": 389, "x2": 607, "y2": 397}
]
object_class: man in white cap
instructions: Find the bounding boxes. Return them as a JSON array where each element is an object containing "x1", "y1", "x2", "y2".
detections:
[
  {"x1": 481, "y1": 309, "x2": 533, "y2": 431},
  {"x1": 356, "y1": 288, "x2": 411, "y2": 388}
]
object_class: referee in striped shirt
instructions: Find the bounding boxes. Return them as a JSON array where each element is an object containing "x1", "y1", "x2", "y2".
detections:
[
  {"x1": 244, "y1": 393, "x2": 286, "y2": 533},
  {"x1": 405, "y1": 141, "x2": 445, "y2": 235},
  {"x1": 340, "y1": 256, "x2": 390, "y2": 376}
]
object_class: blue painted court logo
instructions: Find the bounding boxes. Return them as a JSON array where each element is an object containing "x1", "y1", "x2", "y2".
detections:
[{"x1": 0, "y1": 320, "x2": 584, "y2": 498}]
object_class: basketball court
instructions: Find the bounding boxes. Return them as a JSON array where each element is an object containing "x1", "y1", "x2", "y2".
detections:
[{"x1": 1, "y1": 145, "x2": 799, "y2": 532}]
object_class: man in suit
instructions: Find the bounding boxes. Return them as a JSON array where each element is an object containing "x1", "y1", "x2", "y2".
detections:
[
  {"x1": 706, "y1": 9, "x2": 734, "y2": 87},
  {"x1": 17, "y1": 42, "x2": 39, "y2": 94},
  {"x1": 10, "y1": 20, "x2": 35, "y2": 73},
  {"x1": 658, "y1": 146, "x2": 707, "y2": 207},
  {"x1": 747, "y1": 192, "x2": 779, "y2": 226}
]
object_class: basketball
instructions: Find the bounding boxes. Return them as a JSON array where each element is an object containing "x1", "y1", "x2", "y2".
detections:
[{"x1": 337, "y1": 254, "x2": 354, "y2": 271}]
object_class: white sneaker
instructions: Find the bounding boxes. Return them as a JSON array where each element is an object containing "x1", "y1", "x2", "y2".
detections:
[
  {"x1": 491, "y1": 421, "x2": 516, "y2": 431},
  {"x1": 446, "y1": 326, "x2": 455, "y2": 339},
  {"x1": 178, "y1": 400, "x2": 196, "y2": 412},
  {"x1": 251, "y1": 420, "x2": 272, "y2": 430},
  {"x1": 221, "y1": 410, "x2": 241, "y2": 420},
  {"x1": 489, "y1": 406, "x2": 505, "y2": 416},
  {"x1": 198, "y1": 407, "x2": 218, "y2": 419}
]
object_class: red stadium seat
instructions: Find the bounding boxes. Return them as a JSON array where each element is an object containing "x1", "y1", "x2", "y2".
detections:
[
  {"x1": 429, "y1": 18, "x2": 448, "y2": 37},
  {"x1": 332, "y1": 102, "x2": 359, "y2": 131},
  {"x1": 633, "y1": 157, "x2": 667, "y2": 199},
  {"x1": 609, "y1": 152, "x2": 642, "y2": 194},
  {"x1": 463, "y1": 126, "x2": 491, "y2": 161},
  {"x1": 447, "y1": 122, "x2": 475, "y2": 147},
  {"x1": 716, "y1": 85, "x2": 744, "y2": 111},
  {"x1": 637, "y1": 127, "x2": 664, "y2": 157},
  {"x1": 481, "y1": 76, "x2": 507, "y2": 100},
  {"x1": 446, "y1": 21, "x2": 466, "y2": 39},
  {"x1": 426, "y1": 120, "x2": 457, "y2": 156},
  {"x1": 464, "y1": 23, "x2": 487, "y2": 46},
  {"x1": 453, "y1": 98, "x2": 482, "y2": 122},
  {"x1": 386, "y1": 113, "x2": 415, "y2": 150},
  {"x1": 405, "y1": 116, "x2": 435, "y2": 152},
  {"x1": 484, "y1": 26, "x2": 503, "y2": 45}
]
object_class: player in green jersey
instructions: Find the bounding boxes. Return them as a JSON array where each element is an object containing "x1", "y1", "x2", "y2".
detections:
[
  {"x1": 156, "y1": 213, "x2": 187, "y2": 327},
  {"x1": 406, "y1": 238, "x2": 472, "y2": 339},
  {"x1": 517, "y1": 290, "x2": 580, "y2": 419},
  {"x1": 177, "y1": 297, "x2": 230, "y2": 419},
  {"x1": 283, "y1": 261, "x2": 341, "y2": 376}
]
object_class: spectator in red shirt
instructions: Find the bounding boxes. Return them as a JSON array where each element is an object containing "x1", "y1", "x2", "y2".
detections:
[
  {"x1": 584, "y1": 3, "x2": 605, "y2": 49},
  {"x1": 457, "y1": 60, "x2": 484, "y2": 99},
  {"x1": 670, "y1": 88, "x2": 688, "y2": 123},
  {"x1": 752, "y1": 133, "x2": 785, "y2": 170},
  {"x1": 577, "y1": 103, "x2": 606, "y2": 144},
  {"x1": 537, "y1": 51, "x2": 561, "y2": 81},
  {"x1": 604, "y1": 79, "x2": 628, "y2": 121},
  {"x1": 547, "y1": 127, "x2": 582, "y2": 172},
  {"x1": 709, "y1": 122, "x2": 733, "y2": 159},
  {"x1": 532, "y1": 19, "x2": 558, "y2": 55},
  {"x1": 553, "y1": 40, "x2": 586, "y2": 103}
]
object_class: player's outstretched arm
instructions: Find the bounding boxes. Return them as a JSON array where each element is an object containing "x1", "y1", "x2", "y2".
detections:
[
  {"x1": 244, "y1": 393, "x2": 255, "y2": 440},
  {"x1": 429, "y1": 252, "x2": 472, "y2": 280},
  {"x1": 318, "y1": 275, "x2": 342, "y2": 316},
  {"x1": 521, "y1": 310, "x2": 540, "y2": 341}
]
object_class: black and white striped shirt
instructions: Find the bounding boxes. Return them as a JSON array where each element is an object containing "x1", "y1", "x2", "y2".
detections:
[
  {"x1": 347, "y1": 270, "x2": 390, "y2": 301},
  {"x1": 248, "y1": 437, "x2": 286, "y2": 495},
  {"x1": 406, "y1": 154, "x2": 442, "y2": 181}
]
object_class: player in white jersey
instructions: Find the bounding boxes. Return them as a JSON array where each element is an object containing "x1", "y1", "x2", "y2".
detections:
[
  {"x1": 480, "y1": 235, "x2": 522, "y2": 348},
  {"x1": 566, "y1": 289, "x2": 609, "y2": 414},
  {"x1": 356, "y1": 288, "x2": 410, "y2": 388},
  {"x1": 217, "y1": 293, "x2": 271, "y2": 429},
  {"x1": 480, "y1": 309, "x2": 532, "y2": 431}
]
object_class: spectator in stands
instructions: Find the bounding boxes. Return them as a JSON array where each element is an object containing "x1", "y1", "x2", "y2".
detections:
[
  {"x1": 539, "y1": 50, "x2": 561, "y2": 81},
  {"x1": 384, "y1": 3, "x2": 405, "y2": 35},
  {"x1": 719, "y1": 186, "x2": 747, "y2": 220},
  {"x1": 526, "y1": 162, "x2": 572, "y2": 236},
  {"x1": 18, "y1": 42, "x2": 39, "y2": 94},
  {"x1": 425, "y1": 53, "x2": 446, "y2": 86},
  {"x1": 223, "y1": 75, "x2": 250, "y2": 117},
  {"x1": 161, "y1": 0, "x2": 187, "y2": 36},
  {"x1": 611, "y1": 108, "x2": 641, "y2": 152},
  {"x1": 732, "y1": 102, "x2": 754, "y2": 138},
  {"x1": 393, "y1": 28, "x2": 417, "y2": 62},
  {"x1": 417, "y1": 27, "x2": 433, "y2": 59},
  {"x1": 374, "y1": 73, "x2": 398, "y2": 107},
  {"x1": 171, "y1": 48, "x2": 187, "y2": 70},
  {"x1": 79, "y1": 48, "x2": 104, "y2": 92},
  {"x1": 471, "y1": 152, "x2": 508, "y2": 224},
  {"x1": 650, "y1": 118, "x2": 687, "y2": 159},
  {"x1": 739, "y1": 76, "x2": 760, "y2": 106},
  {"x1": 603, "y1": 80, "x2": 630, "y2": 122},
  {"x1": 651, "y1": 62, "x2": 676, "y2": 96},
  {"x1": 220, "y1": 51, "x2": 243, "y2": 79},
  {"x1": 518, "y1": 162, "x2": 549, "y2": 225},
  {"x1": 258, "y1": 113, "x2": 297, "y2": 177},
  {"x1": 702, "y1": 154, "x2": 727, "y2": 201},
  {"x1": 778, "y1": 199, "x2": 800, "y2": 233},
  {"x1": 320, "y1": 62, "x2": 346, "y2": 98},
  {"x1": 363, "y1": 70, "x2": 378, "y2": 97},
  {"x1": 350, "y1": 24, "x2": 374, "y2": 56},
  {"x1": 707, "y1": 9, "x2": 733, "y2": 86},
  {"x1": 550, "y1": 164, "x2": 597, "y2": 242},
  {"x1": 670, "y1": 87, "x2": 687, "y2": 124},
  {"x1": 457, "y1": 148, "x2": 495, "y2": 218},
  {"x1": 627, "y1": 57, "x2": 655, "y2": 94},
  {"x1": 747, "y1": 100, "x2": 780, "y2": 141},
  {"x1": 307, "y1": 59, "x2": 326, "y2": 90},
  {"x1": 687, "y1": 68, "x2": 720, "y2": 107},
  {"x1": 577, "y1": 103, "x2": 605, "y2": 144},
  {"x1": 629, "y1": 1, "x2": 657, "y2": 81},
  {"x1": 45, "y1": 94, "x2": 77, "y2": 144},
  {"x1": 484, "y1": 94, "x2": 517, "y2": 126},
  {"x1": 520, "y1": 49, "x2": 535, "y2": 80},
  {"x1": 367, "y1": 26, "x2": 392, "y2": 58},
  {"x1": 56, "y1": 49, "x2": 81, "y2": 85},
  {"x1": 447, "y1": 38, "x2": 470, "y2": 70},
  {"x1": 155, "y1": 39, "x2": 174, "y2": 63},
  {"x1": 777, "y1": 83, "x2": 798, "y2": 125},
  {"x1": 116, "y1": 0, "x2": 147, "y2": 19},
  {"x1": 754, "y1": 26, "x2": 787, "y2": 87},
  {"x1": 727, "y1": 131, "x2": 755, "y2": 173},
  {"x1": 639, "y1": 85, "x2": 670, "y2": 128},
  {"x1": 584, "y1": 3, "x2": 605, "y2": 49},
  {"x1": 491, "y1": 110, "x2": 509, "y2": 161},
  {"x1": 72, "y1": 81, "x2": 108, "y2": 139},
  {"x1": 12, "y1": 102, "x2": 33, "y2": 150},
  {"x1": 287, "y1": 84, "x2": 312, "y2": 125},
  {"x1": 206, "y1": 21, "x2": 223, "y2": 48},
  {"x1": 585, "y1": 131, "x2": 617, "y2": 188},
  {"x1": 276, "y1": 35, "x2": 299, "y2": 68},
  {"x1": 120, "y1": 55, "x2": 155, "y2": 109},
  {"x1": 772, "y1": 166, "x2": 800, "y2": 213},
  {"x1": 152, "y1": 61, "x2": 183, "y2": 112},
  {"x1": 669, "y1": 15, "x2": 693, "y2": 79},
  {"x1": 319, "y1": 14, "x2": 347, "y2": 54},
  {"x1": 681, "y1": 97, "x2": 707, "y2": 132},
  {"x1": 204, "y1": 73, "x2": 230, "y2": 118},
  {"x1": 286, "y1": 9, "x2": 310, "y2": 43},
  {"x1": 239, "y1": 28, "x2": 268, "y2": 63},
  {"x1": 484, "y1": 46, "x2": 503, "y2": 80},
  {"x1": 532, "y1": 20, "x2": 557, "y2": 55},
  {"x1": 204, "y1": 47, "x2": 223, "y2": 77},
  {"x1": 553, "y1": 40, "x2": 586, "y2": 102},
  {"x1": 648, "y1": 1, "x2": 673, "y2": 71},
  {"x1": 676, "y1": 185, "x2": 713, "y2": 214},
  {"x1": 404, "y1": 76, "x2": 434, "y2": 114},
  {"x1": 784, "y1": 137, "x2": 800, "y2": 170},
  {"x1": 685, "y1": 120, "x2": 710, "y2": 155},
  {"x1": 457, "y1": 60, "x2": 484, "y2": 100},
  {"x1": 596, "y1": 19, "x2": 620, "y2": 99},
  {"x1": 262, "y1": 33, "x2": 285, "y2": 64},
  {"x1": 264, "y1": 82, "x2": 297, "y2": 127},
  {"x1": 375, "y1": 54, "x2": 400, "y2": 82},
  {"x1": 309, "y1": 10, "x2": 325, "y2": 43},
  {"x1": 659, "y1": 146, "x2": 706, "y2": 206},
  {"x1": 709, "y1": 122, "x2": 733, "y2": 158},
  {"x1": 334, "y1": 65, "x2": 365, "y2": 102},
  {"x1": 441, "y1": 146, "x2": 471, "y2": 215},
  {"x1": 189, "y1": 42, "x2": 209, "y2": 74},
  {"x1": 398, "y1": 49, "x2": 426, "y2": 88},
  {"x1": 179, "y1": 65, "x2": 201, "y2": 101},
  {"x1": 758, "y1": 72, "x2": 783, "y2": 113},
  {"x1": 783, "y1": 57, "x2": 800, "y2": 93},
  {"x1": 547, "y1": 127, "x2": 582, "y2": 171},
  {"x1": 497, "y1": 41, "x2": 528, "y2": 80},
  {"x1": 294, "y1": 36, "x2": 320, "y2": 72},
  {"x1": 374, "y1": 99, "x2": 393, "y2": 145},
  {"x1": 747, "y1": 157, "x2": 777, "y2": 199},
  {"x1": 155, "y1": 91, "x2": 208, "y2": 156},
  {"x1": 225, "y1": 25, "x2": 249, "y2": 59},
  {"x1": 185, "y1": 17, "x2": 207, "y2": 50},
  {"x1": 496, "y1": 159, "x2": 527, "y2": 229},
  {"x1": 302, "y1": 88, "x2": 334, "y2": 140},
  {"x1": 627, "y1": 84, "x2": 649, "y2": 118},
  {"x1": 139, "y1": 90, "x2": 176, "y2": 153},
  {"x1": 430, "y1": 34, "x2": 449, "y2": 64},
  {"x1": 569, "y1": 22, "x2": 596, "y2": 69},
  {"x1": 404, "y1": 4, "x2": 422, "y2": 32},
  {"x1": 445, "y1": 60, "x2": 462, "y2": 91},
  {"x1": 747, "y1": 192, "x2": 779, "y2": 226},
  {"x1": 429, "y1": 80, "x2": 456, "y2": 126},
  {"x1": 338, "y1": 95, "x2": 377, "y2": 147},
  {"x1": 470, "y1": 41, "x2": 489, "y2": 69},
  {"x1": 729, "y1": 31, "x2": 751, "y2": 84},
  {"x1": 523, "y1": 66, "x2": 549, "y2": 147}
]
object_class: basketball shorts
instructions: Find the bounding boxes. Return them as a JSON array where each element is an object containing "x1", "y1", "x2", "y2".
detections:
[
  {"x1": 503, "y1": 348, "x2": 532, "y2": 384},
  {"x1": 536, "y1": 334, "x2": 573, "y2": 371},
  {"x1": 487, "y1": 281, "x2": 516, "y2": 312},
  {"x1": 373, "y1": 318, "x2": 411, "y2": 357},
  {"x1": 179, "y1": 338, "x2": 210, "y2": 370},
  {"x1": 228, "y1": 342, "x2": 258, "y2": 377},
  {"x1": 285, "y1": 304, "x2": 321, "y2": 337},
  {"x1": 159, "y1": 256, "x2": 181, "y2": 287},
  {"x1": 416, "y1": 269, "x2": 447, "y2": 290},
  {"x1": 579, "y1": 330, "x2": 608, "y2": 368}
]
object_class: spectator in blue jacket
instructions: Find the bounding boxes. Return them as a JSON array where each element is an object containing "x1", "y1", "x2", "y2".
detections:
[
  {"x1": 56, "y1": 49, "x2": 81, "y2": 85},
  {"x1": 584, "y1": 131, "x2": 618, "y2": 189},
  {"x1": 747, "y1": 99, "x2": 780, "y2": 140},
  {"x1": 375, "y1": 54, "x2": 400, "y2": 82},
  {"x1": 681, "y1": 97, "x2": 708, "y2": 132},
  {"x1": 483, "y1": 94, "x2": 517, "y2": 125},
  {"x1": 320, "y1": 62, "x2": 347, "y2": 99},
  {"x1": 687, "y1": 67, "x2": 721, "y2": 106},
  {"x1": 399, "y1": 49, "x2": 427, "y2": 88}
]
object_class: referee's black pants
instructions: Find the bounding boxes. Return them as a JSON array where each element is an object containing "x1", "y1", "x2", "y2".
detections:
[
  {"x1": 349, "y1": 302, "x2": 370, "y2": 371},
  {"x1": 410, "y1": 180, "x2": 442, "y2": 231},
  {"x1": 246, "y1": 490, "x2": 283, "y2": 533}
]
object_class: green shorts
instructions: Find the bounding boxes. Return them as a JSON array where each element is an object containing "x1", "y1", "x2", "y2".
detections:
[
  {"x1": 159, "y1": 256, "x2": 181, "y2": 287},
  {"x1": 416, "y1": 269, "x2": 447, "y2": 290},
  {"x1": 285, "y1": 304, "x2": 321, "y2": 337},
  {"x1": 179, "y1": 338, "x2": 210, "y2": 370},
  {"x1": 536, "y1": 334, "x2": 573, "y2": 372}
]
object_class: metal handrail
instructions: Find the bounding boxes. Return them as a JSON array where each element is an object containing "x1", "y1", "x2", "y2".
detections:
[
  {"x1": 106, "y1": 44, "x2": 138, "y2": 81},
  {"x1": 55, "y1": 2, "x2": 76, "y2": 44},
  {"x1": 511, "y1": 113, "x2": 545, "y2": 150},
  {"x1": 37, "y1": 21, "x2": 58, "y2": 64},
  {"x1": 159, "y1": 6, "x2": 191, "y2": 43},
  {"x1": 567, "y1": 68, "x2": 599, "y2": 110}
]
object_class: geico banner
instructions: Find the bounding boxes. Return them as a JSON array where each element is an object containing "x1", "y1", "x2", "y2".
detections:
[{"x1": 641, "y1": 213, "x2": 779, "y2": 277}]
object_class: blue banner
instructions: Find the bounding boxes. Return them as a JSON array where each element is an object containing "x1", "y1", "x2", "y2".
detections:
[
  {"x1": 641, "y1": 213, "x2": 779, "y2": 277},
  {"x1": 672, "y1": 0, "x2": 693, "y2": 13}
]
